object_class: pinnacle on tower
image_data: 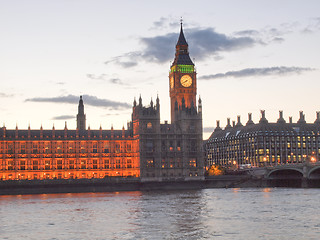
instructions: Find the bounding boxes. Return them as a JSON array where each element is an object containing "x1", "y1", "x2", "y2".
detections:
[{"x1": 77, "y1": 95, "x2": 86, "y2": 131}]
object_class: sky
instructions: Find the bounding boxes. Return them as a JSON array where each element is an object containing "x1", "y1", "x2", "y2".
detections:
[{"x1": 1, "y1": 0, "x2": 320, "y2": 139}]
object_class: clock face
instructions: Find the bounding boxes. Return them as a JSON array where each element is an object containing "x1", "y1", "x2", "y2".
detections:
[
  {"x1": 180, "y1": 75, "x2": 192, "y2": 87},
  {"x1": 170, "y1": 76, "x2": 174, "y2": 89}
]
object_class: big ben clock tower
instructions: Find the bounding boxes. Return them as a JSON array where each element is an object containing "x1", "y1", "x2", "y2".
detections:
[{"x1": 169, "y1": 22, "x2": 197, "y2": 122}]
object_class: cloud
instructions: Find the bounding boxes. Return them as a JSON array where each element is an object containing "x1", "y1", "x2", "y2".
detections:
[
  {"x1": 200, "y1": 66, "x2": 315, "y2": 80},
  {"x1": 52, "y1": 115, "x2": 75, "y2": 120},
  {"x1": 234, "y1": 30, "x2": 260, "y2": 36},
  {"x1": 150, "y1": 17, "x2": 180, "y2": 30},
  {"x1": 272, "y1": 37, "x2": 285, "y2": 43},
  {"x1": 0, "y1": 93, "x2": 14, "y2": 97},
  {"x1": 25, "y1": 94, "x2": 131, "y2": 109},
  {"x1": 104, "y1": 52, "x2": 140, "y2": 68},
  {"x1": 87, "y1": 74, "x2": 108, "y2": 81},
  {"x1": 106, "y1": 27, "x2": 259, "y2": 68},
  {"x1": 110, "y1": 78, "x2": 125, "y2": 85},
  {"x1": 87, "y1": 74, "x2": 127, "y2": 85},
  {"x1": 301, "y1": 17, "x2": 320, "y2": 34}
]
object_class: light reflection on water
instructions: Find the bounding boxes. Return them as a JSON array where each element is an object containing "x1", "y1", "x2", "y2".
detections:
[{"x1": 1, "y1": 188, "x2": 320, "y2": 240}]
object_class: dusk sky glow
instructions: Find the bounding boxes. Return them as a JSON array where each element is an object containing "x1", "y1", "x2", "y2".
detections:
[{"x1": 1, "y1": 0, "x2": 320, "y2": 139}]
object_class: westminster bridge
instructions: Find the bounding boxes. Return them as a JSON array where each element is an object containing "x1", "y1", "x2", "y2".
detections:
[{"x1": 246, "y1": 162, "x2": 320, "y2": 187}]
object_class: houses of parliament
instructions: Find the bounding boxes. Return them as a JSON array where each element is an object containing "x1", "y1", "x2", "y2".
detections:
[{"x1": 0, "y1": 24, "x2": 204, "y2": 181}]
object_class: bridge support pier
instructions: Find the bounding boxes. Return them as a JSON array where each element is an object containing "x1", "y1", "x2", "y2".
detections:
[{"x1": 301, "y1": 177, "x2": 308, "y2": 188}]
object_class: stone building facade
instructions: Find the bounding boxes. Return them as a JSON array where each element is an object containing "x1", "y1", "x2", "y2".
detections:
[
  {"x1": 0, "y1": 24, "x2": 204, "y2": 181},
  {"x1": 206, "y1": 110, "x2": 320, "y2": 168}
]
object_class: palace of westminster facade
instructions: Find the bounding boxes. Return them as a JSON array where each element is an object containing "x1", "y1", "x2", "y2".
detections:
[{"x1": 0, "y1": 24, "x2": 204, "y2": 181}]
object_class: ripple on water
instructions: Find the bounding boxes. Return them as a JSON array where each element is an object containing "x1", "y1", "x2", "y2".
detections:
[{"x1": 1, "y1": 189, "x2": 320, "y2": 239}]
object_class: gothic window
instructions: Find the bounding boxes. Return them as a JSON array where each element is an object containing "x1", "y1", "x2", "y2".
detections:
[
  {"x1": 147, "y1": 122, "x2": 152, "y2": 129},
  {"x1": 169, "y1": 158, "x2": 174, "y2": 168},
  {"x1": 92, "y1": 142, "x2": 98, "y2": 153},
  {"x1": 32, "y1": 160, "x2": 39, "y2": 170},
  {"x1": 81, "y1": 160, "x2": 86, "y2": 169},
  {"x1": 146, "y1": 159, "x2": 154, "y2": 168},
  {"x1": 32, "y1": 143, "x2": 38, "y2": 154},
  {"x1": 20, "y1": 160, "x2": 26, "y2": 170},
  {"x1": 127, "y1": 159, "x2": 132, "y2": 168},
  {"x1": 190, "y1": 140, "x2": 197, "y2": 152},
  {"x1": 57, "y1": 143, "x2": 63, "y2": 154},
  {"x1": 45, "y1": 160, "x2": 50, "y2": 170},
  {"x1": 80, "y1": 142, "x2": 86, "y2": 153},
  {"x1": 169, "y1": 141, "x2": 174, "y2": 151},
  {"x1": 161, "y1": 158, "x2": 166, "y2": 168},
  {"x1": 93, "y1": 159, "x2": 98, "y2": 169},
  {"x1": 20, "y1": 143, "x2": 26, "y2": 154},
  {"x1": 7, "y1": 143, "x2": 13, "y2": 154},
  {"x1": 57, "y1": 160, "x2": 62, "y2": 169},
  {"x1": 126, "y1": 143, "x2": 132, "y2": 152},
  {"x1": 161, "y1": 141, "x2": 166, "y2": 151},
  {"x1": 44, "y1": 142, "x2": 50, "y2": 154},
  {"x1": 177, "y1": 141, "x2": 181, "y2": 151},
  {"x1": 104, "y1": 143, "x2": 110, "y2": 153},
  {"x1": 189, "y1": 158, "x2": 197, "y2": 168},
  {"x1": 115, "y1": 144, "x2": 120, "y2": 153},
  {"x1": 68, "y1": 142, "x2": 75, "y2": 153},
  {"x1": 177, "y1": 158, "x2": 182, "y2": 168},
  {"x1": 146, "y1": 141, "x2": 153, "y2": 152},
  {"x1": 7, "y1": 160, "x2": 14, "y2": 170},
  {"x1": 116, "y1": 159, "x2": 121, "y2": 168},
  {"x1": 69, "y1": 160, "x2": 74, "y2": 169},
  {"x1": 104, "y1": 159, "x2": 110, "y2": 169}
]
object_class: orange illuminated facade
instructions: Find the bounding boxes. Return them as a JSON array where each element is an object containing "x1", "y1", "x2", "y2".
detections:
[
  {"x1": 0, "y1": 23, "x2": 205, "y2": 182},
  {"x1": 0, "y1": 125, "x2": 140, "y2": 180}
]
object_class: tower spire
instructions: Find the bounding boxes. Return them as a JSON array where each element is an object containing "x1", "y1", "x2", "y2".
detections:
[
  {"x1": 169, "y1": 20, "x2": 197, "y2": 122},
  {"x1": 77, "y1": 95, "x2": 86, "y2": 131}
]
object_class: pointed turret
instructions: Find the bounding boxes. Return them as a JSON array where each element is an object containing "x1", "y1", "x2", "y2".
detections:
[
  {"x1": 139, "y1": 95, "x2": 142, "y2": 107},
  {"x1": 156, "y1": 94, "x2": 160, "y2": 111},
  {"x1": 177, "y1": 21, "x2": 188, "y2": 46},
  {"x1": 172, "y1": 22, "x2": 194, "y2": 66},
  {"x1": 77, "y1": 96, "x2": 86, "y2": 131},
  {"x1": 133, "y1": 97, "x2": 137, "y2": 107}
]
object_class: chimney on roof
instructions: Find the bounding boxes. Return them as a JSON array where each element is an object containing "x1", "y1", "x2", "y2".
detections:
[
  {"x1": 259, "y1": 110, "x2": 268, "y2": 124},
  {"x1": 277, "y1": 110, "x2": 286, "y2": 124},
  {"x1": 315, "y1": 111, "x2": 320, "y2": 124},
  {"x1": 225, "y1": 118, "x2": 232, "y2": 130},
  {"x1": 215, "y1": 120, "x2": 221, "y2": 131},
  {"x1": 289, "y1": 116, "x2": 293, "y2": 124},
  {"x1": 236, "y1": 115, "x2": 243, "y2": 127},
  {"x1": 246, "y1": 113, "x2": 254, "y2": 125},
  {"x1": 297, "y1": 111, "x2": 306, "y2": 124}
]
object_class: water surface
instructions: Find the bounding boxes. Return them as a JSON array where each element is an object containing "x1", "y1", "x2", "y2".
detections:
[{"x1": 1, "y1": 188, "x2": 320, "y2": 239}]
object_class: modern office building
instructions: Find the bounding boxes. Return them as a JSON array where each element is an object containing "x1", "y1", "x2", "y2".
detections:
[{"x1": 206, "y1": 110, "x2": 320, "y2": 168}]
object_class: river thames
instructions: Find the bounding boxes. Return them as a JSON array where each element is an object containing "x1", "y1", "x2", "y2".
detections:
[{"x1": 1, "y1": 188, "x2": 320, "y2": 240}]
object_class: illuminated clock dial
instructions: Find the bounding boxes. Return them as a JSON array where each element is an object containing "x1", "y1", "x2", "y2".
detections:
[
  {"x1": 170, "y1": 76, "x2": 174, "y2": 89},
  {"x1": 180, "y1": 75, "x2": 192, "y2": 87}
]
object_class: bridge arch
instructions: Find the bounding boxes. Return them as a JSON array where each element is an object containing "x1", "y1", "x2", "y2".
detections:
[
  {"x1": 267, "y1": 168, "x2": 304, "y2": 179},
  {"x1": 308, "y1": 166, "x2": 320, "y2": 179}
]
